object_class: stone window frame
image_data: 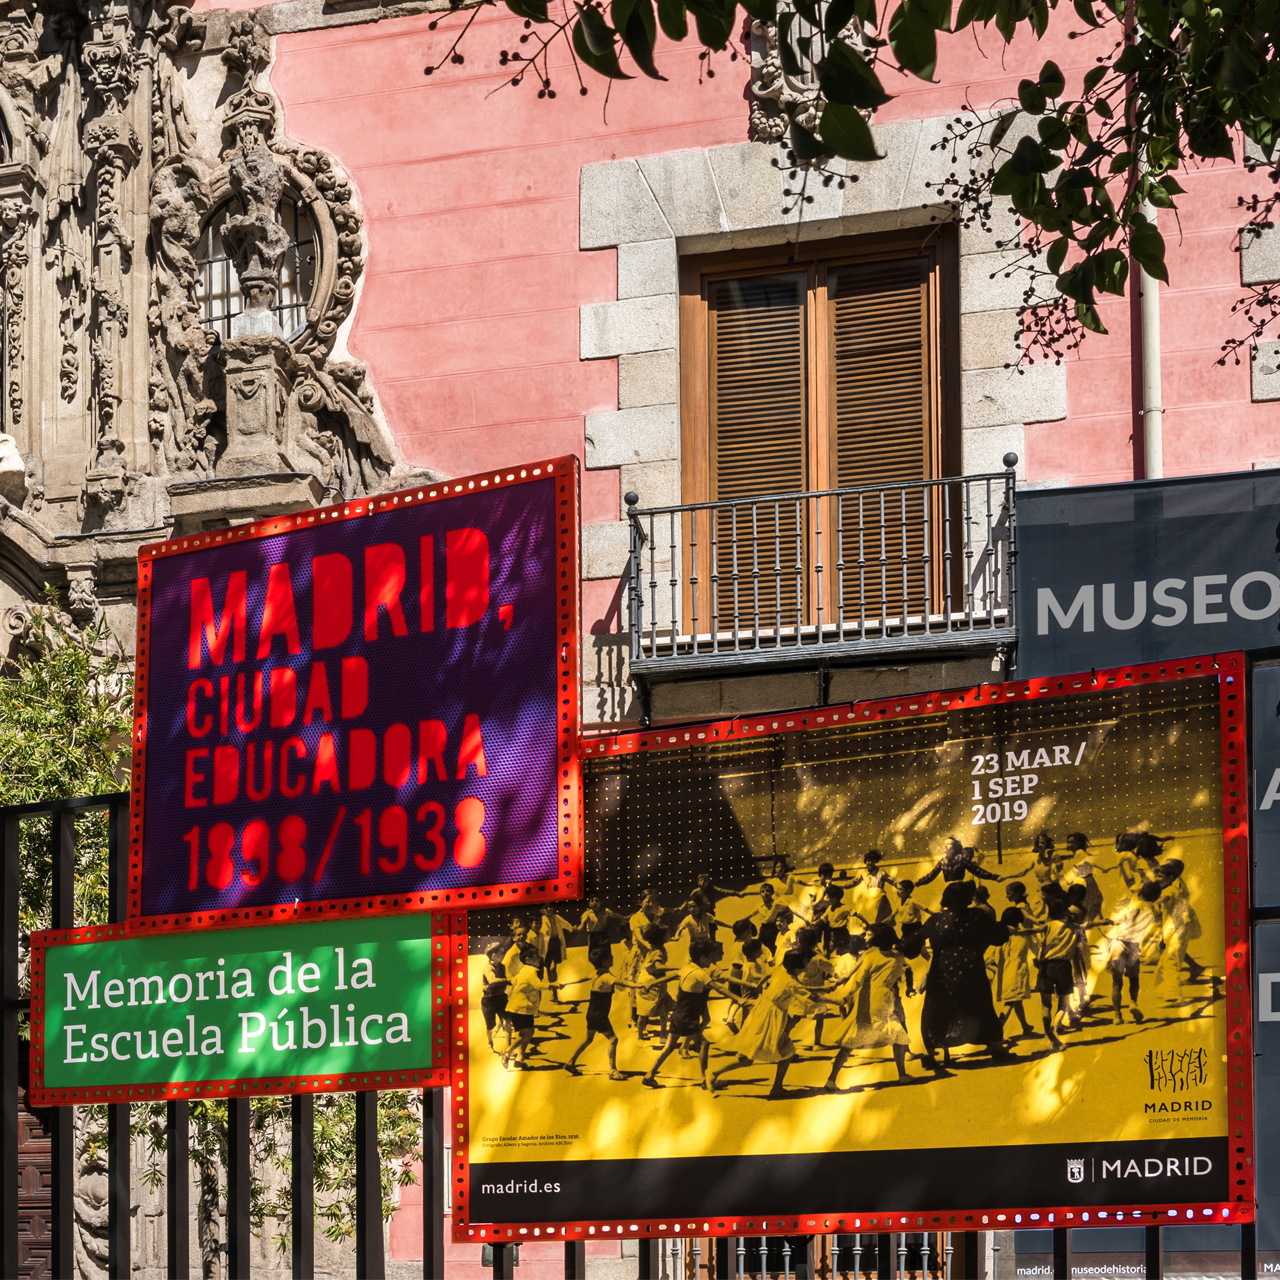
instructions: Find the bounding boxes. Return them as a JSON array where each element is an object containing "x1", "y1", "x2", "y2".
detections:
[
  {"x1": 577, "y1": 118, "x2": 1068, "y2": 590},
  {"x1": 575, "y1": 119, "x2": 1069, "y2": 723}
]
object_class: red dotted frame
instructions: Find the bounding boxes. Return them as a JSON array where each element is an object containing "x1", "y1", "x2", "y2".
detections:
[
  {"x1": 128, "y1": 457, "x2": 583, "y2": 935},
  {"x1": 26, "y1": 911, "x2": 464, "y2": 1108},
  {"x1": 452, "y1": 652, "x2": 1254, "y2": 1241}
]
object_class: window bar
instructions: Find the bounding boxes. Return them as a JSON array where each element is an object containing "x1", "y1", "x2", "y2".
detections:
[
  {"x1": 921, "y1": 1233, "x2": 931, "y2": 1279},
  {"x1": 648, "y1": 511, "x2": 658, "y2": 659},
  {"x1": 992, "y1": 1233, "x2": 1001, "y2": 1280},
  {"x1": 1006, "y1": 474, "x2": 1018, "y2": 630},
  {"x1": 710, "y1": 507, "x2": 719, "y2": 655},
  {"x1": 774, "y1": 500, "x2": 784, "y2": 649},
  {"x1": 675, "y1": 506, "x2": 686, "y2": 650},
  {"x1": 922, "y1": 485, "x2": 933, "y2": 636},
  {"x1": 626, "y1": 492, "x2": 643, "y2": 662},
  {"x1": 794, "y1": 497, "x2": 803, "y2": 647},
  {"x1": 836, "y1": 495, "x2": 846, "y2": 643},
  {"x1": 693, "y1": 1237, "x2": 702, "y2": 1278},
  {"x1": 984, "y1": 477, "x2": 995, "y2": 627},
  {"x1": 690, "y1": 508, "x2": 700, "y2": 652},
  {"x1": 944, "y1": 1233, "x2": 953, "y2": 1280},
  {"x1": 878, "y1": 489, "x2": 889, "y2": 639},
  {"x1": 963, "y1": 482, "x2": 975, "y2": 630},
  {"x1": 898, "y1": 1233, "x2": 908, "y2": 1280},
  {"x1": 814, "y1": 495, "x2": 824, "y2": 644},
  {"x1": 858, "y1": 492, "x2": 867, "y2": 642},
  {"x1": 783, "y1": 1237, "x2": 793, "y2": 1280},
  {"x1": 853, "y1": 1233, "x2": 863, "y2": 1280},
  {"x1": 899, "y1": 486, "x2": 909, "y2": 639},
  {"x1": 943, "y1": 485, "x2": 954, "y2": 633},
  {"x1": 761, "y1": 1235, "x2": 769, "y2": 1280},
  {"x1": 227, "y1": 1097, "x2": 252, "y2": 1280},
  {"x1": 671, "y1": 1236, "x2": 681, "y2": 1280},
  {"x1": 737, "y1": 1236, "x2": 747, "y2": 1280},
  {"x1": 730, "y1": 506, "x2": 741, "y2": 653},
  {"x1": 832, "y1": 1236, "x2": 841, "y2": 1280},
  {"x1": 751, "y1": 504, "x2": 761, "y2": 651}
]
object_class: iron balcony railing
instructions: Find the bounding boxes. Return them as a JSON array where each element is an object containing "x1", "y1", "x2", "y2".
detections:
[{"x1": 625, "y1": 466, "x2": 1017, "y2": 669}]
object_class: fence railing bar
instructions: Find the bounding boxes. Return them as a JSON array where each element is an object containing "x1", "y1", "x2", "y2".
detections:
[
  {"x1": 922, "y1": 488, "x2": 933, "y2": 636},
  {"x1": 108, "y1": 797, "x2": 133, "y2": 1280},
  {"x1": 794, "y1": 498, "x2": 804, "y2": 647},
  {"x1": 836, "y1": 495, "x2": 846, "y2": 643},
  {"x1": 228, "y1": 1097, "x2": 252, "y2": 1280},
  {"x1": 710, "y1": 508, "x2": 719, "y2": 655},
  {"x1": 774, "y1": 502, "x2": 783, "y2": 650},
  {"x1": 166, "y1": 1100, "x2": 190, "y2": 1280},
  {"x1": 689, "y1": 509, "x2": 699, "y2": 656},
  {"x1": 964, "y1": 482, "x2": 975, "y2": 630},
  {"x1": 292, "y1": 1093, "x2": 315, "y2": 1279},
  {"x1": 423, "y1": 1089, "x2": 446, "y2": 1280},
  {"x1": 899, "y1": 488, "x2": 909, "y2": 639},
  {"x1": 878, "y1": 491, "x2": 889, "y2": 638},
  {"x1": 648, "y1": 511, "x2": 657, "y2": 659},
  {"x1": 751, "y1": 506, "x2": 760, "y2": 651},
  {"x1": 51, "y1": 810, "x2": 76, "y2": 1280},
  {"x1": 1, "y1": 814, "x2": 19, "y2": 1280},
  {"x1": 355, "y1": 1089, "x2": 385, "y2": 1279}
]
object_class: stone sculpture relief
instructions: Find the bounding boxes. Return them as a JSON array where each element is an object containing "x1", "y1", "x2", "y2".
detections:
[
  {"x1": 0, "y1": 0, "x2": 400, "y2": 646},
  {"x1": 749, "y1": 3, "x2": 874, "y2": 146}
]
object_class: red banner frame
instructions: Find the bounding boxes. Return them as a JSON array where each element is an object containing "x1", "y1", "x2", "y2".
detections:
[
  {"x1": 452, "y1": 652, "x2": 1254, "y2": 1242},
  {"x1": 27, "y1": 910, "x2": 464, "y2": 1107},
  {"x1": 128, "y1": 457, "x2": 583, "y2": 935}
]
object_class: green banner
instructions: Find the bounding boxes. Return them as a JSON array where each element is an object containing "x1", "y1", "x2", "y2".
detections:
[{"x1": 34, "y1": 913, "x2": 444, "y2": 1102}]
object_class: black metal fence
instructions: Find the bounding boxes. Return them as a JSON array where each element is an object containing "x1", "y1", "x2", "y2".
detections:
[{"x1": 0, "y1": 791, "x2": 448, "y2": 1280}]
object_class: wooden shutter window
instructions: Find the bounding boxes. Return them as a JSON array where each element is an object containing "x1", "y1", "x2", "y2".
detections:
[
  {"x1": 828, "y1": 257, "x2": 930, "y2": 490},
  {"x1": 707, "y1": 273, "x2": 809, "y2": 629},
  {"x1": 708, "y1": 273, "x2": 808, "y2": 503},
  {"x1": 827, "y1": 257, "x2": 934, "y2": 623}
]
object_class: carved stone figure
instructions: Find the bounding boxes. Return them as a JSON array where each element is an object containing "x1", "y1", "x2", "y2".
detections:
[{"x1": 0, "y1": 430, "x2": 25, "y2": 504}]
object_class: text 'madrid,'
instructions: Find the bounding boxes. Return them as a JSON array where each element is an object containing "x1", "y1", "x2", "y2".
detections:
[
  {"x1": 28, "y1": 911, "x2": 460, "y2": 1105},
  {"x1": 130, "y1": 459, "x2": 582, "y2": 929}
]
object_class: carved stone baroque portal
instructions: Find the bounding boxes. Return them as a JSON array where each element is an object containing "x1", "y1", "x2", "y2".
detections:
[{"x1": 0, "y1": 0, "x2": 400, "y2": 643}]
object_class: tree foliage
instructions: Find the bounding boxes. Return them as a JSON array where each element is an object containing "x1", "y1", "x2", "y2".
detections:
[
  {"x1": 0, "y1": 599, "x2": 423, "y2": 1260},
  {"x1": 430, "y1": 0, "x2": 1280, "y2": 333}
]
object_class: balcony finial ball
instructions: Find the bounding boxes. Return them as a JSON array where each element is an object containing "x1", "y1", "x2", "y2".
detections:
[
  {"x1": 624, "y1": 491, "x2": 640, "y2": 509},
  {"x1": 1002, "y1": 452, "x2": 1019, "y2": 470}
]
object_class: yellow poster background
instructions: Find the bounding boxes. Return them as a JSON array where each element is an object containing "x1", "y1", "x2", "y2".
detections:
[{"x1": 469, "y1": 679, "x2": 1228, "y2": 1169}]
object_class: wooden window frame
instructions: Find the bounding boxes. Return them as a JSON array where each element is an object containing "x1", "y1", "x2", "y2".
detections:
[{"x1": 677, "y1": 224, "x2": 961, "y2": 634}]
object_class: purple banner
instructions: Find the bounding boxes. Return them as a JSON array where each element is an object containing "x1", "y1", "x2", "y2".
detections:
[{"x1": 134, "y1": 467, "x2": 578, "y2": 921}]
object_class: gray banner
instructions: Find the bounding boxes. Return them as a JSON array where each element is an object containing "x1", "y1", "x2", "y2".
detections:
[{"x1": 1016, "y1": 473, "x2": 1280, "y2": 678}]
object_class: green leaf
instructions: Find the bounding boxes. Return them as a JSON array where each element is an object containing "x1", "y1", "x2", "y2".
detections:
[
  {"x1": 572, "y1": 14, "x2": 633, "y2": 77},
  {"x1": 1072, "y1": 0, "x2": 1100, "y2": 26},
  {"x1": 1093, "y1": 98, "x2": 1112, "y2": 120},
  {"x1": 689, "y1": 1, "x2": 734, "y2": 48},
  {"x1": 917, "y1": 0, "x2": 951, "y2": 28},
  {"x1": 1107, "y1": 149, "x2": 1135, "y2": 174},
  {"x1": 823, "y1": 0, "x2": 859, "y2": 38},
  {"x1": 1093, "y1": 246, "x2": 1128, "y2": 295},
  {"x1": 1018, "y1": 78, "x2": 1046, "y2": 114},
  {"x1": 505, "y1": 0, "x2": 551, "y2": 20},
  {"x1": 617, "y1": 0, "x2": 664, "y2": 78},
  {"x1": 888, "y1": 1, "x2": 938, "y2": 81},
  {"x1": 819, "y1": 101, "x2": 882, "y2": 160},
  {"x1": 655, "y1": 0, "x2": 688, "y2": 38},
  {"x1": 990, "y1": 159, "x2": 1027, "y2": 196},
  {"x1": 1009, "y1": 133, "x2": 1049, "y2": 175},
  {"x1": 990, "y1": 109, "x2": 1017, "y2": 150},
  {"x1": 575, "y1": 2, "x2": 615, "y2": 55},
  {"x1": 1038, "y1": 59, "x2": 1065, "y2": 97},
  {"x1": 1077, "y1": 302, "x2": 1108, "y2": 334},
  {"x1": 1082, "y1": 65, "x2": 1106, "y2": 94},
  {"x1": 1045, "y1": 237, "x2": 1068, "y2": 274},
  {"x1": 819, "y1": 38, "x2": 891, "y2": 108},
  {"x1": 789, "y1": 117, "x2": 832, "y2": 161},
  {"x1": 1129, "y1": 219, "x2": 1168, "y2": 284}
]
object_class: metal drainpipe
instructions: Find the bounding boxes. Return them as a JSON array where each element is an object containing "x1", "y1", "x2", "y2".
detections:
[{"x1": 1139, "y1": 201, "x2": 1164, "y2": 479}]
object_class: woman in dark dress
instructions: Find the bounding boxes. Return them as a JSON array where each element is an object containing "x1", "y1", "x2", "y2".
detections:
[{"x1": 915, "y1": 880, "x2": 1013, "y2": 1070}]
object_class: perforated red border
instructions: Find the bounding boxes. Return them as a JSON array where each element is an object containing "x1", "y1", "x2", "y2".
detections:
[
  {"x1": 452, "y1": 653, "x2": 1254, "y2": 1241},
  {"x1": 128, "y1": 457, "x2": 583, "y2": 934},
  {"x1": 27, "y1": 911, "x2": 463, "y2": 1107}
]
